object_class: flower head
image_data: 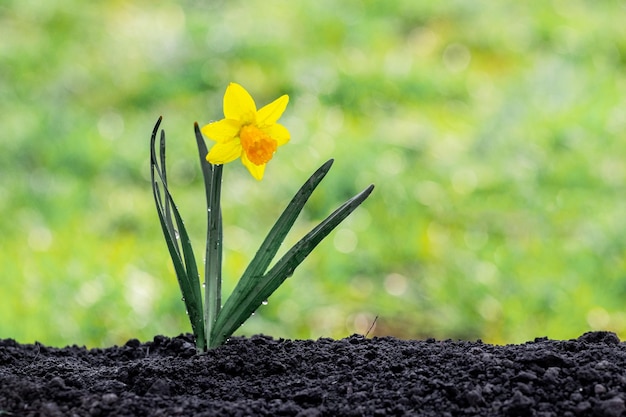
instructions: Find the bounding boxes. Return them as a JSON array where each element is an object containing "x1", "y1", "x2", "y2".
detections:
[{"x1": 201, "y1": 83, "x2": 290, "y2": 180}]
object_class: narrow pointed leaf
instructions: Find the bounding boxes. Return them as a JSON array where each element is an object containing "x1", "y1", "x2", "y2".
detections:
[
  {"x1": 194, "y1": 123, "x2": 214, "y2": 205},
  {"x1": 239, "y1": 159, "x2": 334, "y2": 285},
  {"x1": 204, "y1": 163, "x2": 223, "y2": 346},
  {"x1": 211, "y1": 183, "x2": 374, "y2": 347},
  {"x1": 211, "y1": 160, "x2": 334, "y2": 345},
  {"x1": 194, "y1": 123, "x2": 223, "y2": 349},
  {"x1": 159, "y1": 130, "x2": 179, "y2": 259},
  {"x1": 150, "y1": 117, "x2": 205, "y2": 350}
]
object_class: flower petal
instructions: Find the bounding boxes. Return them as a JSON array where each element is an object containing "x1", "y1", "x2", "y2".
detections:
[
  {"x1": 241, "y1": 152, "x2": 266, "y2": 180},
  {"x1": 263, "y1": 123, "x2": 290, "y2": 146},
  {"x1": 201, "y1": 119, "x2": 241, "y2": 143},
  {"x1": 257, "y1": 94, "x2": 289, "y2": 126},
  {"x1": 206, "y1": 139, "x2": 242, "y2": 164},
  {"x1": 223, "y1": 83, "x2": 256, "y2": 122}
]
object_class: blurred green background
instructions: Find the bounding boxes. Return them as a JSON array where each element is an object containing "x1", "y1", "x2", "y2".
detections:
[{"x1": 1, "y1": 0, "x2": 625, "y2": 348}]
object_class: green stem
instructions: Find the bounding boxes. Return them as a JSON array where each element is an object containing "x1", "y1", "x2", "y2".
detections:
[{"x1": 204, "y1": 164, "x2": 223, "y2": 350}]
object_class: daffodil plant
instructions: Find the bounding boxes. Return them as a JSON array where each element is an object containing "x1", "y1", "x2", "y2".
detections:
[{"x1": 150, "y1": 83, "x2": 374, "y2": 351}]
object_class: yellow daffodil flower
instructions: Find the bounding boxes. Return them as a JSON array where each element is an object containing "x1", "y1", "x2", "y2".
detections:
[{"x1": 201, "y1": 83, "x2": 290, "y2": 180}]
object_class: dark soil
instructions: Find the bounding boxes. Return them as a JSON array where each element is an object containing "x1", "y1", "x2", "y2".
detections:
[{"x1": 2, "y1": 332, "x2": 626, "y2": 416}]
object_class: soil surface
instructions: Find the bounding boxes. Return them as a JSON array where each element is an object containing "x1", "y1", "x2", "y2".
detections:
[{"x1": 2, "y1": 331, "x2": 626, "y2": 416}]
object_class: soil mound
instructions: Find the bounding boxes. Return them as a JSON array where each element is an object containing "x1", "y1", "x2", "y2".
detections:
[{"x1": 2, "y1": 331, "x2": 625, "y2": 416}]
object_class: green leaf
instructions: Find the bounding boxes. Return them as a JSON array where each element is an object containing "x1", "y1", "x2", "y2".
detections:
[
  {"x1": 234, "y1": 160, "x2": 333, "y2": 298},
  {"x1": 262, "y1": 183, "x2": 375, "y2": 292},
  {"x1": 159, "y1": 130, "x2": 178, "y2": 259},
  {"x1": 210, "y1": 160, "x2": 334, "y2": 346},
  {"x1": 194, "y1": 123, "x2": 214, "y2": 207},
  {"x1": 151, "y1": 117, "x2": 205, "y2": 350},
  {"x1": 194, "y1": 123, "x2": 223, "y2": 349},
  {"x1": 210, "y1": 160, "x2": 373, "y2": 347}
]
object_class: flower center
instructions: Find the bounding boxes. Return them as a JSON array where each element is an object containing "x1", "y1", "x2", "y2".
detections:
[{"x1": 239, "y1": 125, "x2": 278, "y2": 166}]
